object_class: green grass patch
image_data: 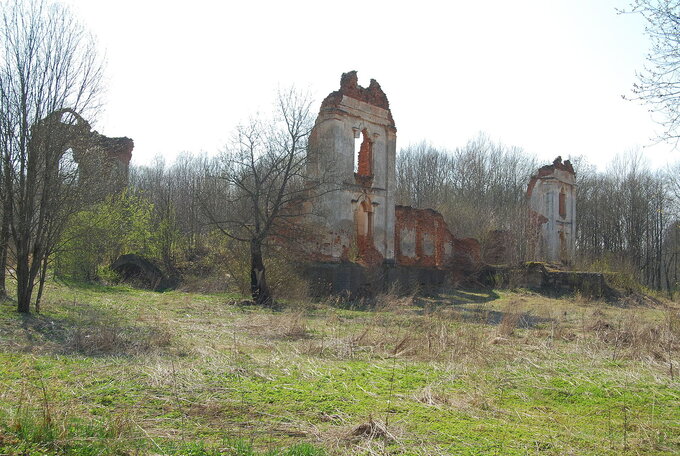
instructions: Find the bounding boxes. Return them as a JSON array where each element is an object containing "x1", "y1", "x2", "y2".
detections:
[{"x1": 0, "y1": 281, "x2": 678, "y2": 454}]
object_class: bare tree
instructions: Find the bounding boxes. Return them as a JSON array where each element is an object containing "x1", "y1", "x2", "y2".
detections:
[
  {"x1": 625, "y1": 1, "x2": 680, "y2": 144},
  {"x1": 131, "y1": 152, "x2": 213, "y2": 273},
  {"x1": 0, "y1": 0, "x2": 104, "y2": 313},
  {"x1": 574, "y1": 150, "x2": 680, "y2": 292},
  {"x1": 202, "y1": 89, "x2": 317, "y2": 306}
]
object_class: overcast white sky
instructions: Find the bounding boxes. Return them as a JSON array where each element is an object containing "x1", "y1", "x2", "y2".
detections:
[{"x1": 62, "y1": 0, "x2": 675, "y2": 170}]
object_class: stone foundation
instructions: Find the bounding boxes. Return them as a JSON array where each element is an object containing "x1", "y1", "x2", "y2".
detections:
[
  {"x1": 304, "y1": 262, "x2": 451, "y2": 298},
  {"x1": 481, "y1": 263, "x2": 617, "y2": 299}
]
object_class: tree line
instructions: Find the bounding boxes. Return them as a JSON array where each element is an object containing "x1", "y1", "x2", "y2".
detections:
[
  {"x1": 3, "y1": 0, "x2": 680, "y2": 314},
  {"x1": 70, "y1": 133, "x2": 680, "y2": 299},
  {"x1": 396, "y1": 139, "x2": 680, "y2": 296}
]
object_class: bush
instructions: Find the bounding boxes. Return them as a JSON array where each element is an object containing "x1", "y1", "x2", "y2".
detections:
[
  {"x1": 179, "y1": 231, "x2": 309, "y2": 300},
  {"x1": 55, "y1": 190, "x2": 165, "y2": 282}
]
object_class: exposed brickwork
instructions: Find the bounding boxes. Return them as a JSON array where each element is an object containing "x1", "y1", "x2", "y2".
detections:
[
  {"x1": 527, "y1": 156, "x2": 576, "y2": 264},
  {"x1": 303, "y1": 71, "x2": 490, "y2": 293},
  {"x1": 92, "y1": 135, "x2": 133, "y2": 167},
  {"x1": 395, "y1": 205, "x2": 455, "y2": 267},
  {"x1": 527, "y1": 156, "x2": 574, "y2": 198},
  {"x1": 356, "y1": 233, "x2": 384, "y2": 266},
  {"x1": 320, "y1": 71, "x2": 395, "y2": 127},
  {"x1": 451, "y1": 237, "x2": 482, "y2": 283},
  {"x1": 527, "y1": 156, "x2": 574, "y2": 224},
  {"x1": 356, "y1": 129, "x2": 373, "y2": 177}
]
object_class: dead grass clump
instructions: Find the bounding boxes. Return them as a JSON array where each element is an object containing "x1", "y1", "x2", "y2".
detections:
[
  {"x1": 498, "y1": 301, "x2": 525, "y2": 337},
  {"x1": 421, "y1": 322, "x2": 452, "y2": 359},
  {"x1": 401, "y1": 321, "x2": 493, "y2": 363},
  {"x1": 571, "y1": 290, "x2": 600, "y2": 306},
  {"x1": 278, "y1": 311, "x2": 311, "y2": 340},
  {"x1": 374, "y1": 285, "x2": 416, "y2": 312},
  {"x1": 586, "y1": 310, "x2": 680, "y2": 364},
  {"x1": 450, "y1": 325, "x2": 488, "y2": 361},
  {"x1": 449, "y1": 390, "x2": 496, "y2": 417},
  {"x1": 551, "y1": 322, "x2": 577, "y2": 342},
  {"x1": 414, "y1": 385, "x2": 451, "y2": 407},
  {"x1": 301, "y1": 325, "x2": 384, "y2": 359},
  {"x1": 320, "y1": 293, "x2": 351, "y2": 309},
  {"x1": 319, "y1": 411, "x2": 350, "y2": 424},
  {"x1": 239, "y1": 311, "x2": 312, "y2": 341},
  {"x1": 65, "y1": 323, "x2": 171, "y2": 356},
  {"x1": 186, "y1": 400, "x2": 225, "y2": 419},
  {"x1": 349, "y1": 416, "x2": 395, "y2": 442}
]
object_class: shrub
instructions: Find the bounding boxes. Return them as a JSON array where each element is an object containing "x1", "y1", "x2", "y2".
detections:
[{"x1": 55, "y1": 190, "x2": 165, "y2": 282}]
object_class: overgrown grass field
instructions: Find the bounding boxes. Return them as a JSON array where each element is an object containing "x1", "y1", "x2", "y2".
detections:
[{"x1": 0, "y1": 281, "x2": 678, "y2": 455}]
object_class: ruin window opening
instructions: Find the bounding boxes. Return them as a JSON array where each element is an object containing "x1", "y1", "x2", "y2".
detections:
[
  {"x1": 354, "y1": 133, "x2": 361, "y2": 174},
  {"x1": 559, "y1": 188, "x2": 567, "y2": 219},
  {"x1": 59, "y1": 147, "x2": 78, "y2": 180},
  {"x1": 60, "y1": 110, "x2": 78, "y2": 126},
  {"x1": 356, "y1": 199, "x2": 374, "y2": 239},
  {"x1": 354, "y1": 129, "x2": 373, "y2": 176}
]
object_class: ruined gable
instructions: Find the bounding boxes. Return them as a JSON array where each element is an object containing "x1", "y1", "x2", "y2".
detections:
[{"x1": 319, "y1": 71, "x2": 394, "y2": 125}]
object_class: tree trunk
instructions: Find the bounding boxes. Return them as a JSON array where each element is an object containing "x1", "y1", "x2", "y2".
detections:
[
  {"x1": 16, "y1": 253, "x2": 32, "y2": 313},
  {"x1": 35, "y1": 253, "x2": 49, "y2": 313},
  {"x1": 0, "y1": 205, "x2": 9, "y2": 297},
  {"x1": 250, "y1": 239, "x2": 272, "y2": 306},
  {"x1": 0, "y1": 159, "x2": 12, "y2": 298}
]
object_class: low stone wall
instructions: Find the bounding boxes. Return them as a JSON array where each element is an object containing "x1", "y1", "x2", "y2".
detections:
[
  {"x1": 481, "y1": 262, "x2": 618, "y2": 299},
  {"x1": 304, "y1": 261, "x2": 618, "y2": 301},
  {"x1": 304, "y1": 262, "x2": 451, "y2": 298}
]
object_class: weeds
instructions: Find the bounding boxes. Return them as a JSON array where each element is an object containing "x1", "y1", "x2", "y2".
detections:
[
  {"x1": 497, "y1": 301, "x2": 524, "y2": 337},
  {"x1": 1, "y1": 283, "x2": 679, "y2": 455},
  {"x1": 65, "y1": 322, "x2": 171, "y2": 356},
  {"x1": 3, "y1": 383, "x2": 133, "y2": 455}
]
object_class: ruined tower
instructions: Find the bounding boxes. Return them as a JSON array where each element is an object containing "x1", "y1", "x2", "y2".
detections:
[
  {"x1": 307, "y1": 71, "x2": 397, "y2": 265},
  {"x1": 527, "y1": 157, "x2": 576, "y2": 265}
]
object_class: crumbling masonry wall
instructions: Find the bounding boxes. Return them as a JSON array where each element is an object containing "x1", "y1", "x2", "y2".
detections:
[
  {"x1": 34, "y1": 109, "x2": 133, "y2": 196},
  {"x1": 307, "y1": 71, "x2": 396, "y2": 266},
  {"x1": 395, "y1": 205, "x2": 454, "y2": 267},
  {"x1": 527, "y1": 157, "x2": 576, "y2": 264},
  {"x1": 304, "y1": 72, "x2": 483, "y2": 296}
]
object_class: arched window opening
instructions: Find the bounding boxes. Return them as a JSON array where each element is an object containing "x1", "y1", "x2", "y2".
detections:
[
  {"x1": 354, "y1": 129, "x2": 372, "y2": 177},
  {"x1": 354, "y1": 133, "x2": 361, "y2": 174},
  {"x1": 59, "y1": 147, "x2": 78, "y2": 181},
  {"x1": 60, "y1": 110, "x2": 79, "y2": 126},
  {"x1": 559, "y1": 188, "x2": 567, "y2": 219},
  {"x1": 356, "y1": 200, "x2": 373, "y2": 238}
]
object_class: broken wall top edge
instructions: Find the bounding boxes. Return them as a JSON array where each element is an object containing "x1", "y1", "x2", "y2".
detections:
[{"x1": 320, "y1": 71, "x2": 395, "y2": 127}]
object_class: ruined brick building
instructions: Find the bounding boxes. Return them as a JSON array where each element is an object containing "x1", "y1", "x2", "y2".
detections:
[
  {"x1": 305, "y1": 72, "x2": 479, "y2": 293},
  {"x1": 527, "y1": 157, "x2": 576, "y2": 264},
  {"x1": 34, "y1": 108, "x2": 133, "y2": 196}
]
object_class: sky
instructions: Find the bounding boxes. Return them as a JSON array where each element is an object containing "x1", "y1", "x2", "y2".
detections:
[{"x1": 61, "y1": 0, "x2": 675, "y2": 171}]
